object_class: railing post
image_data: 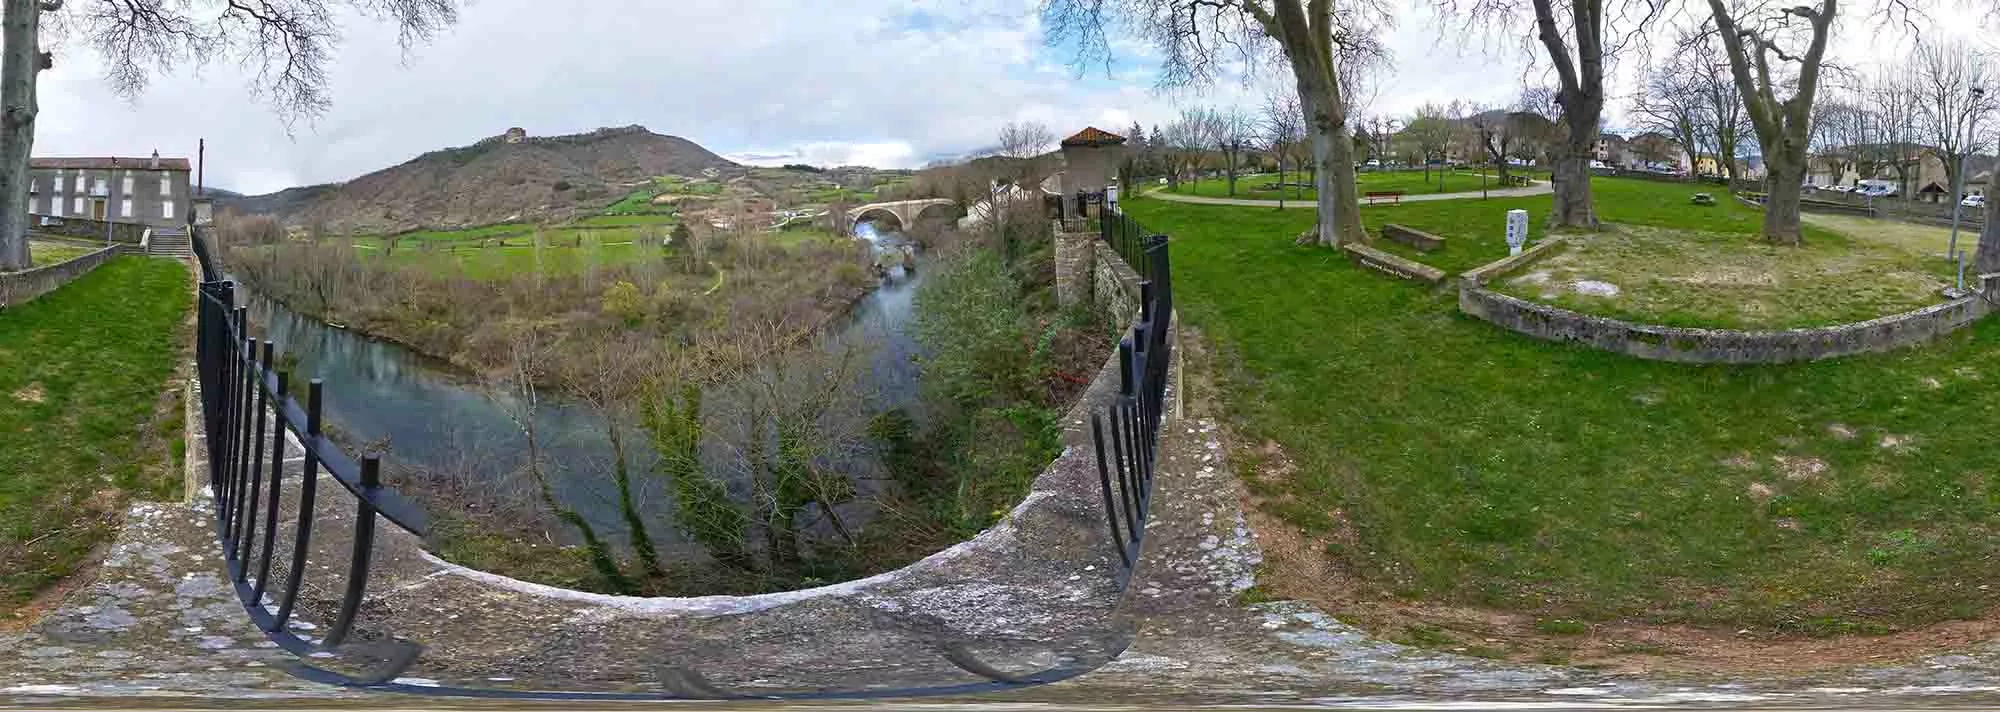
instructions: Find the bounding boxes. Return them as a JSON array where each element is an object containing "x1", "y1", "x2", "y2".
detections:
[
  {"x1": 323, "y1": 454, "x2": 381, "y2": 648},
  {"x1": 271, "y1": 379, "x2": 323, "y2": 631},
  {"x1": 252, "y1": 369, "x2": 288, "y2": 602},
  {"x1": 236, "y1": 340, "x2": 272, "y2": 575},
  {"x1": 1090, "y1": 415, "x2": 1131, "y2": 570}
]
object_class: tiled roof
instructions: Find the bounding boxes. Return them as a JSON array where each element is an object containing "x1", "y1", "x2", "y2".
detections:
[
  {"x1": 30, "y1": 156, "x2": 192, "y2": 171},
  {"x1": 1061, "y1": 126, "x2": 1127, "y2": 147}
]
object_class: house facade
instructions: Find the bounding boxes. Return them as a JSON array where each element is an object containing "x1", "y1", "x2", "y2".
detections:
[{"x1": 27, "y1": 153, "x2": 194, "y2": 229}]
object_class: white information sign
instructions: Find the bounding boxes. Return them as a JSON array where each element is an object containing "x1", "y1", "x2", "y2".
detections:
[{"x1": 1505, "y1": 209, "x2": 1530, "y2": 256}]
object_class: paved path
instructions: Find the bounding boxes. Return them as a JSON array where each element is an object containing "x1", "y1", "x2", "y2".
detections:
[{"x1": 1144, "y1": 181, "x2": 1552, "y2": 208}]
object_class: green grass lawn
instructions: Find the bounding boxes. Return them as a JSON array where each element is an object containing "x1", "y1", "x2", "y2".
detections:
[
  {"x1": 1, "y1": 257, "x2": 189, "y2": 609},
  {"x1": 1124, "y1": 181, "x2": 2000, "y2": 637},
  {"x1": 26, "y1": 241, "x2": 97, "y2": 266},
  {"x1": 1163, "y1": 169, "x2": 1530, "y2": 202}
]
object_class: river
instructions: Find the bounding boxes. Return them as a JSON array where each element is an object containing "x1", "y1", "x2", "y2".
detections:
[{"x1": 240, "y1": 223, "x2": 926, "y2": 549}]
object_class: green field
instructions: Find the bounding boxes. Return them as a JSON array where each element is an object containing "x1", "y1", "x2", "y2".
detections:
[
  {"x1": 348, "y1": 225, "x2": 847, "y2": 280},
  {"x1": 1161, "y1": 169, "x2": 1535, "y2": 202},
  {"x1": 607, "y1": 175, "x2": 725, "y2": 214},
  {"x1": 26, "y1": 241, "x2": 96, "y2": 266},
  {"x1": 1, "y1": 258, "x2": 189, "y2": 608},
  {"x1": 1124, "y1": 177, "x2": 2000, "y2": 640}
]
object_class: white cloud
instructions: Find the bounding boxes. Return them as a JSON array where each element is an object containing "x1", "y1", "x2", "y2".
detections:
[{"x1": 29, "y1": 0, "x2": 1982, "y2": 195}]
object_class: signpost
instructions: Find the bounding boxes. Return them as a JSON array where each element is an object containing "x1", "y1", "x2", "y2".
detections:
[{"x1": 1505, "y1": 209, "x2": 1529, "y2": 256}]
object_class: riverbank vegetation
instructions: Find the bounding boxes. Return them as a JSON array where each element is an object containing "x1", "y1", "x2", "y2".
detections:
[
  {"x1": 219, "y1": 214, "x2": 877, "y2": 377},
  {"x1": 420, "y1": 206, "x2": 1116, "y2": 596},
  {"x1": 1123, "y1": 183, "x2": 2000, "y2": 655},
  {"x1": 0, "y1": 258, "x2": 189, "y2": 613}
]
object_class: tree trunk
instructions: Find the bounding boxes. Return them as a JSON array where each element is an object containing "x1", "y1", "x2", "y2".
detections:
[
  {"x1": 0, "y1": 0, "x2": 45, "y2": 271},
  {"x1": 1226, "y1": 153, "x2": 1238, "y2": 196},
  {"x1": 1976, "y1": 170, "x2": 2000, "y2": 273},
  {"x1": 1762, "y1": 160, "x2": 1805, "y2": 246},
  {"x1": 1276, "y1": 159, "x2": 1287, "y2": 209},
  {"x1": 1495, "y1": 150, "x2": 1511, "y2": 186},
  {"x1": 1549, "y1": 107, "x2": 1602, "y2": 229}
]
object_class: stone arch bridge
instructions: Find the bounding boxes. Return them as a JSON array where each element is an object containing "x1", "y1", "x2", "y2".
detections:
[{"x1": 847, "y1": 199, "x2": 958, "y2": 230}]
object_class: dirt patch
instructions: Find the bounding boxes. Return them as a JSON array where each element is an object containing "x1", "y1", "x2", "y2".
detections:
[
  {"x1": 11, "y1": 383, "x2": 44, "y2": 403},
  {"x1": 1773, "y1": 455, "x2": 1829, "y2": 482},
  {"x1": 1826, "y1": 423, "x2": 1856, "y2": 440},
  {"x1": 1747, "y1": 482, "x2": 1776, "y2": 501}
]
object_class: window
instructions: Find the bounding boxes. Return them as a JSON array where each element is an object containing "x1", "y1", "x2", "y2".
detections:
[
  {"x1": 159, "y1": 173, "x2": 172, "y2": 196},
  {"x1": 72, "y1": 196, "x2": 84, "y2": 214},
  {"x1": 122, "y1": 172, "x2": 134, "y2": 195},
  {"x1": 73, "y1": 172, "x2": 85, "y2": 192},
  {"x1": 92, "y1": 178, "x2": 106, "y2": 195},
  {"x1": 162, "y1": 199, "x2": 176, "y2": 219},
  {"x1": 27, "y1": 177, "x2": 35, "y2": 193},
  {"x1": 121, "y1": 198, "x2": 134, "y2": 217}
]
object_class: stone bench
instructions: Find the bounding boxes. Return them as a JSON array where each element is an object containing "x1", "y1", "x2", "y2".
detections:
[
  {"x1": 1342, "y1": 242, "x2": 1446, "y2": 285},
  {"x1": 1381, "y1": 224, "x2": 1446, "y2": 252}
]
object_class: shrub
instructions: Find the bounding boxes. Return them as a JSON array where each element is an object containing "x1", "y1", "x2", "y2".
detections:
[{"x1": 601, "y1": 280, "x2": 646, "y2": 325}]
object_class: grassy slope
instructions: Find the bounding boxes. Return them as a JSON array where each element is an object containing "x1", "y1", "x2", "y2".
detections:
[
  {"x1": 1125, "y1": 184, "x2": 2000, "y2": 634},
  {"x1": 27, "y1": 241, "x2": 95, "y2": 266},
  {"x1": 0, "y1": 257, "x2": 190, "y2": 608}
]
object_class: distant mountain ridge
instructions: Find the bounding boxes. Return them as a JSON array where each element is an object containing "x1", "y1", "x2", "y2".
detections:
[{"x1": 217, "y1": 125, "x2": 741, "y2": 235}]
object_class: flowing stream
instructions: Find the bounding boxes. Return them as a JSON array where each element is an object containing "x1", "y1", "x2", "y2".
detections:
[{"x1": 240, "y1": 224, "x2": 926, "y2": 548}]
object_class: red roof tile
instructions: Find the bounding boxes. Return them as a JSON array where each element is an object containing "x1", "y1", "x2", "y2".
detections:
[
  {"x1": 1061, "y1": 127, "x2": 1127, "y2": 147},
  {"x1": 31, "y1": 156, "x2": 192, "y2": 171}
]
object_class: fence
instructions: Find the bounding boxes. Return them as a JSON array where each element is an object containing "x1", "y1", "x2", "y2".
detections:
[
  {"x1": 1088, "y1": 208, "x2": 1173, "y2": 589},
  {"x1": 190, "y1": 230, "x2": 431, "y2": 684},
  {"x1": 1098, "y1": 209, "x2": 1160, "y2": 283},
  {"x1": 185, "y1": 228, "x2": 1158, "y2": 698}
]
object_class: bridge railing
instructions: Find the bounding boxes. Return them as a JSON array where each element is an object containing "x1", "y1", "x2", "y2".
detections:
[{"x1": 1098, "y1": 208, "x2": 1158, "y2": 283}]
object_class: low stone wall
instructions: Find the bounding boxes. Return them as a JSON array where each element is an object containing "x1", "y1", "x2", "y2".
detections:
[
  {"x1": 1460, "y1": 237, "x2": 1568, "y2": 286},
  {"x1": 1056, "y1": 226, "x2": 1146, "y2": 317},
  {"x1": 30, "y1": 216, "x2": 149, "y2": 244},
  {"x1": 0, "y1": 244, "x2": 123, "y2": 308},
  {"x1": 1458, "y1": 251, "x2": 2000, "y2": 363},
  {"x1": 1382, "y1": 224, "x2": 1445, "y2": 252},
  {"x1": 1342, "y1": 242, "x2": 1446, "y2": 285}
]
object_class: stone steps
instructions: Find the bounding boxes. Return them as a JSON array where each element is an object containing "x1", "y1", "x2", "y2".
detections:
[{"x1": 148, "y1": 229, "x2": 192, "y2": 259}]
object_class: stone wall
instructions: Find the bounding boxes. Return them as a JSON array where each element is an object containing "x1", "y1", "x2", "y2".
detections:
[
  {"x1": 1459, "y1": 237, "x2": 1568, "y2": 286},
  {"x1": 1055, "y1": 225, "x2": 1146, "y2": 317},
  {"x1": 1342, "y1": 242, "x2": 1446, "y2": 285},
  {"x1": 0, "y1": 245, "x2": 124, "y2": 308},
  {"x1": 1382, "y1": 224, "x2": 1445, "y2": 252},
  {"x1": 1458, "y1": 246, "x2": 2000, "y2": 363},
  {"x1": 31, "y1": 217, "x2": 149, "y2": 244}
]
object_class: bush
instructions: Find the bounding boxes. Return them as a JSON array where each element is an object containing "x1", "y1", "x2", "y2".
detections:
[{"x1": 601, "y1": 280, "x2": 646, "y2": 325}]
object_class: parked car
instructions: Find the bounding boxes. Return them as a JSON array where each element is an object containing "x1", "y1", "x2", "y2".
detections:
[
  {"x1": 1828, "y1": 185, "x2": 1853, "y2": 193},
  {"x1": 1966, "y1": 194, "x2": 1987, "y2": 209}
]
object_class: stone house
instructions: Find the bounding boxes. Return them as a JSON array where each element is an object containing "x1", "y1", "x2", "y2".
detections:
[{"x1": 27, "y1": 152, "x2": 193, "y2": 229}]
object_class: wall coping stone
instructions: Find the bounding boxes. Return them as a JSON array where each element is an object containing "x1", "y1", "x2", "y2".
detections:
[
  {"x1": 1381, "y1": 224, "x2": 1445, "y2": 252},
  {"x1": 1342, "y1": 242, "x2": 1446, "y2": 285}
]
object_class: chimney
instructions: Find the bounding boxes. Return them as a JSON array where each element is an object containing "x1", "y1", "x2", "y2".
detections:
[{"x1": 149, "y1": 150, "x2": 160, "y2": 169}]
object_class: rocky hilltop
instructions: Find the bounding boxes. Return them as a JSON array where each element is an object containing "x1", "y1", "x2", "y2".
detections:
[{"x1": 219, "y1": 125, "x2": 741, "y2": 235}]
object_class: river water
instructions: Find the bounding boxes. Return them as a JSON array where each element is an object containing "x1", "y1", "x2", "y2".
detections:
[{"x1": 240, "y1": 225, "x2": 926, "y2": 546}]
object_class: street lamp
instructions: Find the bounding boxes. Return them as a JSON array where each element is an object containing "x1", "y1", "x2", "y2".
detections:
[{"x1": 1948, "y1": 85, "x2": 1984, "y2": 287}]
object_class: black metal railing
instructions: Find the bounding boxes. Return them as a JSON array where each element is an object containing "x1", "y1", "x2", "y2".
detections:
[
  {"x1": 185, "y1": 227, "x2": 1157, "y2": 698},
  {"x1": 191, "y1": 231, "x2": 429, "y2": 682},
  {"x1": 1089, "y1": 209, "x2": 1172, "y2": 589},
  {"x1": 1098, "y1": 208, "x2": 1158, "y2": 283}
]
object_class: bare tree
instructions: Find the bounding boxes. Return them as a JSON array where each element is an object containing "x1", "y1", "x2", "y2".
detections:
[
  {"x1": 1695, "y1": 31, "x2": 1755, "y2": 184},
  {"x1": 1913, "y1": 39, "x2": 1999, "y2": 201},
  {"x1": 1704, "y1": 0, "x2": 1837, "y2": 245},
  {"x1": 1043, "y1": 0, "x2": 1392, "y2": 247},
  {"x1": 1631, "y1": 58, "x2": 1705, "y2": 175},
  {"x1": 1866, "y1": 67, "x2": 1924, "y2": 205},
  {"x1": 1406, "y1": 102, "x2": 1455, "y2": 182},
  {"x1": 1215, "y1": 107, "x2": 1256, "y2": 196},
  {"x1": 0, "y1": 0, "x2": 459, "y2": 271},
  {"x1": 1446, "y1": 0, "x2": 1669, "y2": 229},
  {"x1": 1630, "y1": 132, "x2": 1680, "y2": 166},
  {"x1": 1262, "y1": 90, "x2": 1309, "y2": 206},
  {"x1": 1160, "y1": 108, "x2": 1217, "y2": 191}
]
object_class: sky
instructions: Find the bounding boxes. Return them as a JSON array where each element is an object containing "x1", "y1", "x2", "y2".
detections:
[{"x1": 23, "y1": 0, "x2": 1998, "y2": 195}]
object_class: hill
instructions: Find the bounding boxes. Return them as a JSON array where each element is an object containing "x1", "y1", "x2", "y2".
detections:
[{"x1": 218, "y1": 125, "x2": 741, "y2": 235}]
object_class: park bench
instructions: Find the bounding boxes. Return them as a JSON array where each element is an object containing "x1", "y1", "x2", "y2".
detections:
[{"x1": 1364, "y1": 190, "x2": 1405, "y2": 205}]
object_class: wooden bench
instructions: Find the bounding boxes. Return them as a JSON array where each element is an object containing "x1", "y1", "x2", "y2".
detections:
[{"x1": 1364, "y1": 190, "x2": 1406, "y2": 205}]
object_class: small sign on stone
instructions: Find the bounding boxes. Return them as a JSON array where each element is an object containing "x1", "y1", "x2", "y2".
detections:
[{"x1": 1505, "y1": 209, "x2": 1529, "y2": 256}]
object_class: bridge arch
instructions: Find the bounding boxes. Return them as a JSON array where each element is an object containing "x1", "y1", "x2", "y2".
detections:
[{"x1": 846, "y1": 199, "x2": 957, "y2": 232}]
